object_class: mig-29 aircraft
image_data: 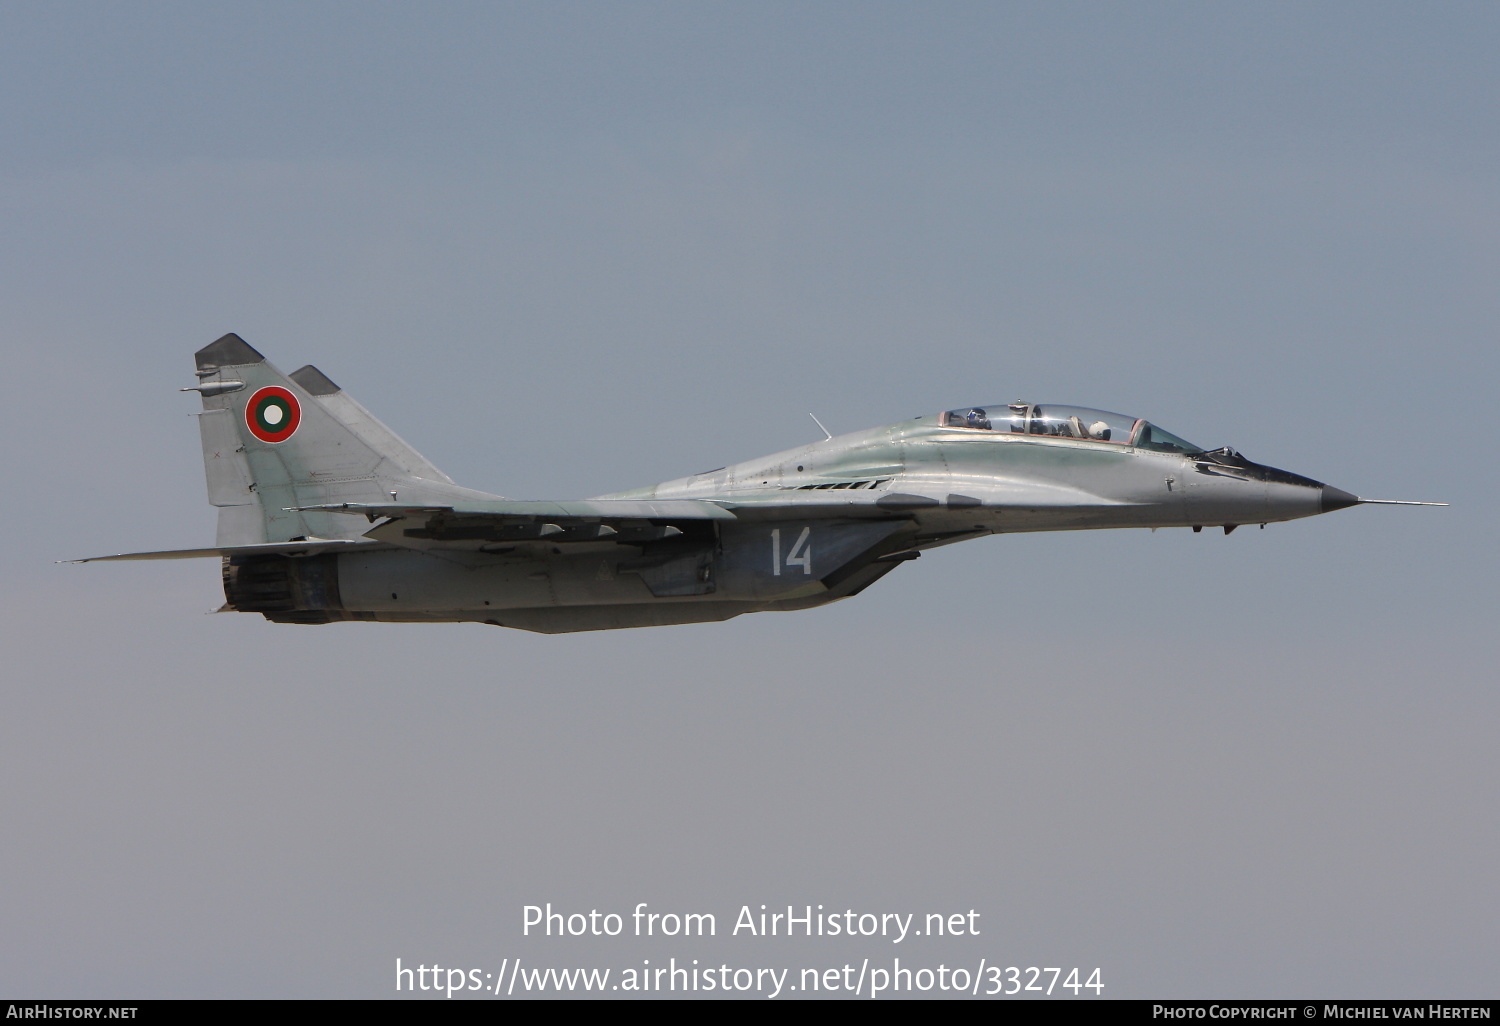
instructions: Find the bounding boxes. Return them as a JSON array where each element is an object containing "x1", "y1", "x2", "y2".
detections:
[{"x1": 75, "y1": 334, "x2": 1442, "y2": 633}]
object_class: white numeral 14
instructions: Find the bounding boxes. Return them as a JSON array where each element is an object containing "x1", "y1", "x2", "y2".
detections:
[{"x1": 770, "y1": 527, "x2": 812, "y2": 576}]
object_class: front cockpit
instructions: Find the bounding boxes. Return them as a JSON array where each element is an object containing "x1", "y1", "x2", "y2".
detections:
[{"x1": 939, "y1": 403, "x2": 1203, "y2": 454}]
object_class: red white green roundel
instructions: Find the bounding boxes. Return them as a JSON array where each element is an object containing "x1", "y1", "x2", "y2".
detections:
[{"x1": 245, "y1": 386, "x2": 301, "y2": 443}]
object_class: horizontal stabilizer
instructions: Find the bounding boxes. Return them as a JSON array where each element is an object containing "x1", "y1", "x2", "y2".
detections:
[
  {"x1": 291, "y1": 499, "x2": 738, "y2": 521},
  {"x1": 66, "y1": 539, "x2": 388, "y2": 563}
]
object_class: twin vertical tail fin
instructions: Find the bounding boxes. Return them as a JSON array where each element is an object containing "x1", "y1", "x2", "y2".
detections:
[{"x1": 191, "y1": 333, "x2": 498, "y2": 545}]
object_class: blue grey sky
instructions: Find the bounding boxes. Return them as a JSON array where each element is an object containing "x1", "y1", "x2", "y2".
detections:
[{"x1": 1, "y1": 2, "x2": 1495, "y2": 998}]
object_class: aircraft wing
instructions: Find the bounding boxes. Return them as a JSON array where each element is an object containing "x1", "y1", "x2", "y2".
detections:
[
  {"x1": 66, "y1": 538, "x2": 389, "y2": 562},
  {"x1": 292, "y1": 498, "x2": 738, "y2": 548},
  {"x1": 292, "y1": 498, "x2": 737, "y2": 521},
  {"x1": 73, "y1": 501, "x2": 739, "y2": 561}
]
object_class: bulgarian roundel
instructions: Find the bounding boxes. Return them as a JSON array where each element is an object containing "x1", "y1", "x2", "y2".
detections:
[{"x1": 245, "y1": 386, "x2": 301, "y2": 443}]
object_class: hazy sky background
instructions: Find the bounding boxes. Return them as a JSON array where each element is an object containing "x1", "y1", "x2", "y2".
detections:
[{"x1": 2, "y1": 2, "x2": 1495, "y2": 998}]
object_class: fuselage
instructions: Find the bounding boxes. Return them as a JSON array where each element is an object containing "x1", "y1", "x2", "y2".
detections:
[
  {"x1": 609, "y1": 405, "x2": 1347, "y2": 543},
  {"x1": 98, "y1": 337, "x2": 1390, "y2": 635}
]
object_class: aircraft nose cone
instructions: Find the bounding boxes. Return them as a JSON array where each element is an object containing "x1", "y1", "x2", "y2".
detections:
[{"x1": 1321, "y1": 485, "x2": 1361, "y2": 513}]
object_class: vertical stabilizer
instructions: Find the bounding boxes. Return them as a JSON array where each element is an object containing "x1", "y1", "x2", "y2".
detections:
[
  {"x1": 287, "y1": 364, "x2": 457, "y2": 485},
  {"x1": 190, "y1": 333, "x2": 499, "y2": 544}
]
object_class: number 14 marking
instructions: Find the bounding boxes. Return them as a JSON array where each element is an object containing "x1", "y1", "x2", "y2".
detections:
[{"x1": 770, "y1": 527, "x2": 812, "y2": 576}]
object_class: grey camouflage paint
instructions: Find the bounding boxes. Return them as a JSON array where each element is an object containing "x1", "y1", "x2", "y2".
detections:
[{"x1": 83, "y1": 334, "x2": 1392, "y2": 633}]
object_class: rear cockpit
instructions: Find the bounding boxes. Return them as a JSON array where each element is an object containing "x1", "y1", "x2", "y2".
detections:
[{"x1": 939, "y1": 403, "x2": 1203, "y2": 454}]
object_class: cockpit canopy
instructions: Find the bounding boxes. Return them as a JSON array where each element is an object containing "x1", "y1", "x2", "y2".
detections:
[{"x1": 939, "y1": 403, "x2": 1202, "y2": 454}]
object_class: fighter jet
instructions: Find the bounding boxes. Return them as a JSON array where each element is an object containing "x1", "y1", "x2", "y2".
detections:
[{"x1": 74, "y1": 334, "x2": 1443, "y2": 633}]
